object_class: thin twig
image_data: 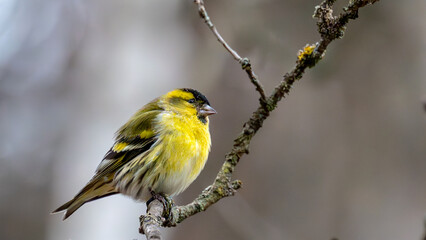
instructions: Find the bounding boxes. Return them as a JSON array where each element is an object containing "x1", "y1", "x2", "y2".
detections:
[
  {"x1": 194, "y1": 0, "x2": 267, "y2": 105},
  {"x1": 139, "y1": 0, "x2": 380, "y2": 237},
  {"x1": 194, "y1": 0, "x2": 241, "y2": 61}
]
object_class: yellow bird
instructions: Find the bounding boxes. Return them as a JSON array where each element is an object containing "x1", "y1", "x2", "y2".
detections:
[{"x1": 53, "y1": 88, "x2": 216, "y2": 220}]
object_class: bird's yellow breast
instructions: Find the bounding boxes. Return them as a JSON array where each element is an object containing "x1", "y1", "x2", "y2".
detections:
[{"x1": 152, "y1": 111, "x2": 211, "y2": 195}]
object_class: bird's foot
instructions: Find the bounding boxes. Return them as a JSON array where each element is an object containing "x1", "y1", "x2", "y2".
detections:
[{"x1": 147, "y1": 191, "x2": 175, "y2": 224}]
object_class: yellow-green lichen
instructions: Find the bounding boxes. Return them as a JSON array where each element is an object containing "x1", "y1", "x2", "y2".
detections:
[
  {"x1": 297, "y1": 44, "x2": 319, "y2": 67},
  {"x1": 297, "y1": 44, "x2": 316, "y2": 61}
]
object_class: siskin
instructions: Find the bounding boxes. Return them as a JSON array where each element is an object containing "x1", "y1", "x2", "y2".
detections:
[{"x1": 53, "y1": 88, "x2": 216, "y2": 220}]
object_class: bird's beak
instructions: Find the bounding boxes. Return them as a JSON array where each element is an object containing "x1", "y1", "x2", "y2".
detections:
[{"x1": 199, "y1": 104, "x2": 217, "y2": 116}]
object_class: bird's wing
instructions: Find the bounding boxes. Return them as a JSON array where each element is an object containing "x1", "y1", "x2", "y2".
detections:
[
  {"x1": 94, "y1": 134, "x2": 157, "y2": 175},
  {"x1": 95, "y1": 102, "x2": 163, "y2": 177},
  {"x1": 52, "y1": 101, "x2": 164, "y2": 219},
  {"x1": 81, "y1": 100, "x2": 163, "y2": 187}
]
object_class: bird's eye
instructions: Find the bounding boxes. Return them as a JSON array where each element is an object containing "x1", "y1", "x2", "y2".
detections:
[{"x1": 188, "y1": 98, "x2": 196, "y2": 103}]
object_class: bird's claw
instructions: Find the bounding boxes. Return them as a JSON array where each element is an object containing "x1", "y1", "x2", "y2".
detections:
[{"x1": 148, "y1": 191, "x2": 174, "y2": 224}]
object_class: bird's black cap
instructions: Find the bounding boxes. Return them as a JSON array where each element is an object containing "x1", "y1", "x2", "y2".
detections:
[{"x1": 181, "y1": 88, "x2": 210, "y2": 105}]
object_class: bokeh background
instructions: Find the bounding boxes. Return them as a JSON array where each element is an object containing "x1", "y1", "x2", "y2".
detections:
[{"x1": 1, "y1": 0, "x2": 425, "y2": 239}]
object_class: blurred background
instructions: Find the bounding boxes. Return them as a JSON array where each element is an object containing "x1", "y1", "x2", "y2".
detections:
[{"x1": 1, "y1": 0, "x2": 425, "y2": 239}]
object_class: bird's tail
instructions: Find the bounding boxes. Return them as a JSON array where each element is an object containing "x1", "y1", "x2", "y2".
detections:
[{"x1": 52, "y1": 178, "x2": 118, "y2": 220}]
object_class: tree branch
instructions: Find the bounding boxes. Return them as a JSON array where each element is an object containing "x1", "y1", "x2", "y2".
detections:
[
  {"x1": 194, "y1": 0, "x2": 267, "y2": 106},
  {"x1": 139, "y1": 200, "x2": 164, "y2": 240},
  {"x1": 139, "y1": 0, "x2": 380, "y2": 238}
]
